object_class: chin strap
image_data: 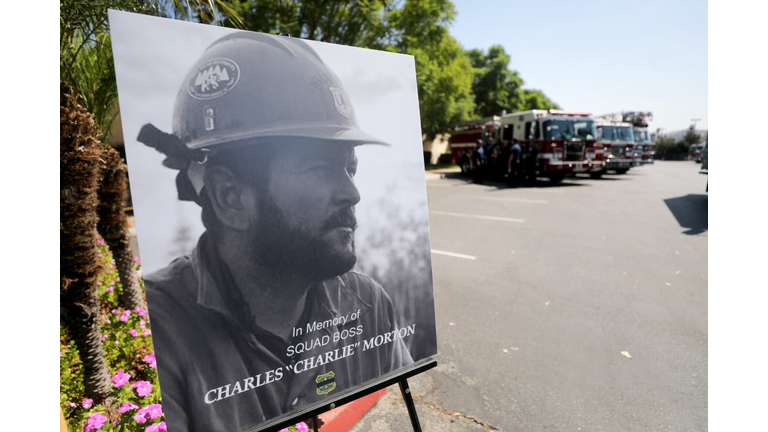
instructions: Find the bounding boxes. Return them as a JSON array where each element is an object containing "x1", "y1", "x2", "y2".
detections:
[{"x1": 136, "y1": 123, "x2": 209, "y2": 204}]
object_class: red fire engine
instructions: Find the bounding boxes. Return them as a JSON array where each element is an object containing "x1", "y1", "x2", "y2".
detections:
[
  {"x1": 449, "y1": 116, "x2": 501, "y2": 174},
  {"x1": 624, "y1": 111, "x2": 653, "y2": 165},
  {"x1": 591, "y1": 114, "x2": 636, "y2": 177},
  {"x1": 500, "y1": 109, "x2": 600, "y2": 183}
]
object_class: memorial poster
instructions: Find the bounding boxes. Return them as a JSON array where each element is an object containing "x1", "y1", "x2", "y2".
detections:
[{"x1": 109, "y1": 10, "x2": 437, "y2": 431}]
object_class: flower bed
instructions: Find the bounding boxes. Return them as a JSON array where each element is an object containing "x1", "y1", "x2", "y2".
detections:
[{"x1": 60, "y1": 237, "x2": 308, "y2": 432}]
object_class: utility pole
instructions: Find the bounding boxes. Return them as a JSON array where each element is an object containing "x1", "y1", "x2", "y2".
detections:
[{"x1": 690, "y1": 118, "x2": 701, "y2": 131}]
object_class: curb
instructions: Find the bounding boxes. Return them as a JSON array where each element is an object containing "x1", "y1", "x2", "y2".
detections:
[{"x1": 318, "y1": 388, "x2": 387, "y2": 431}]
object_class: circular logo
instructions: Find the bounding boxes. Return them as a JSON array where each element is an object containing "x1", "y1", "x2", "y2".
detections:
[{"x1": 188, "y1": 58, "x2": 240, "y2": 100}]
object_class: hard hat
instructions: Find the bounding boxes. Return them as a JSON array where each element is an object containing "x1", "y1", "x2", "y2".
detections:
[{"x1": 172, "y1": 31, "x2": 387, "y2": 150}]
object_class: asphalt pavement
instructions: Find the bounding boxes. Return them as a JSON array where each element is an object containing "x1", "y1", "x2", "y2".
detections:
[{"x1": 351, "y1": 161, "x2": 708, "y2": 431}]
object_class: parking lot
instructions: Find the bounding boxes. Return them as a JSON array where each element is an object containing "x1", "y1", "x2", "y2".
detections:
[{"x1": 353, "y1": 161, "x2": 708, "y2": 431}]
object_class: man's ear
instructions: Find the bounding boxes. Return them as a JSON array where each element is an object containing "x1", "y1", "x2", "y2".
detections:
[{"x1": 204, "y1": 165, "x2": 256, "y2": 232}]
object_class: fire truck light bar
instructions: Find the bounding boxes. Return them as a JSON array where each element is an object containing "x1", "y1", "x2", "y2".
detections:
[{"x1": 547, "y1": 109, "x2": 592, "y2": 116}]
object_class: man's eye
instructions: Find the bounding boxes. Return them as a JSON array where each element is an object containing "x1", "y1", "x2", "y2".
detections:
[{"x1": 347, "y1": 163, "x2": 357, "y2": 177}]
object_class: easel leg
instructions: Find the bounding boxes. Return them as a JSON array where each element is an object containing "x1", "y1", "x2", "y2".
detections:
[
  {"x1": 311, "y1": 414, "x2": 320, "y2": 431},
  {"x1": 399, "y1": 379, "x2": 422, "y2": 432}
]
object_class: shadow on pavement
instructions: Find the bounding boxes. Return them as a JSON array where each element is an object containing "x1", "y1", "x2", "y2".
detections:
[
  {"x1": 664, "y1": 194, "x2": 708, "y2": 235},
  {"x1": 439, "y1": 172, "x2": 589, "y2": 189},
  {"x1": 570, "y1": 174, "x2": 630, "y2": 181}
]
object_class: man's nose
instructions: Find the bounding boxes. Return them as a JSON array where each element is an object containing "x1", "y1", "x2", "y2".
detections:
[{"x1": 334, "y1": 170, "x2": 361, "y2": 207}]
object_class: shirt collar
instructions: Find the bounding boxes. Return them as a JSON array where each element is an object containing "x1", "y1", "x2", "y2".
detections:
[{"x1": 192, "y1": 232, "x2": 372, "y2": 329}]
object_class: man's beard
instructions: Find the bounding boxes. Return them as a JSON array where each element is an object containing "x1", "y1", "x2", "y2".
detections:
[{"x1": 246, "y1": 193, "x2": 358, "y2": 282}]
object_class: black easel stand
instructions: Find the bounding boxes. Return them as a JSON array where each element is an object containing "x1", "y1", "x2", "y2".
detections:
[
  {"x1": 399, "y1": 378, "x2": 422, "y2": 432},
  {"x1": 251, "y1": 358, "x2": 437, "y2": 432}
]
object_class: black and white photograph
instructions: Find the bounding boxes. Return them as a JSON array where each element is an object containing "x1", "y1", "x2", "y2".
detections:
[{"x1": 109, "y1": 10, "x2": 437, "y2": 431}]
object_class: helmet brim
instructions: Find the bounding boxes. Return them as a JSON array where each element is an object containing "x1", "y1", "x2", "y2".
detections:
[{"x1": 186, "y1": 124, "x2": 389, "y2": 150}]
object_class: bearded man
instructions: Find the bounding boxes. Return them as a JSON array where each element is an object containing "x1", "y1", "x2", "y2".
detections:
[{"x1": 138, "y1": 31, "x2": 412, "y2": 432}]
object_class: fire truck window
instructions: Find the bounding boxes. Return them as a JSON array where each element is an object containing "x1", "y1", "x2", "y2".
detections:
[
  {"x1": 525, "y1": 122, "x2": 538, "y2": 140},
  {"x1": 503, "y1": 125, "x2": 513, "y2": 141},
  {"x1": 573, "y1": 121, "x2": 596, "y2": 140}
]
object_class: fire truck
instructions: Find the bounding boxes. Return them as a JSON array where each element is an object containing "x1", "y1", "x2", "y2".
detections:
[
  {"x1": 448, "y1": 115, "x2": 501, "y2": 175},
  {"x1": 591, "y1": 114, "x2": 636, "y2": 177},
  {"x1": 624, "y1": 111, "x2": 653, "y2": 165},
  {"x1": 499, "y1": 109, "x2": 600, "y2": 183}
]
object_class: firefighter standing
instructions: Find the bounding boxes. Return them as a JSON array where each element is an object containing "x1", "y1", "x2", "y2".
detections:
[
  {"x1": 525, "y1": 141, "x2": 538, "y2": 186},
  {"x1": 472, "y1": 139, "x2": 487, "y2": 184},
  {"x1": 507, "y1": 138, "x2": 522, "y2": 187}
]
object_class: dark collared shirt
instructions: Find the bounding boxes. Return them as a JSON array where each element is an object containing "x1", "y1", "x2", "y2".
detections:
[{"x1": 146, "y1": 232, "x2": 412, "y2": 431}]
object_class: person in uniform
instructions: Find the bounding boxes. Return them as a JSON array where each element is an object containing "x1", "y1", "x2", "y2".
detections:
[
  {"x1": 507, "y1": 138, "x2": 522, "y2": 188},
  {"x1": 472, "y1": 139, "x2": 487, "y2": 184},
  {"x1": 136, "y1": 31, "x2": 412, "y2": 431},
  {"x1": 524, "y1": 140, "x2": 539, "y2": 186}
]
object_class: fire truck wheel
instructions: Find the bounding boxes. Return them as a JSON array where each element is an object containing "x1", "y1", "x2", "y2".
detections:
[
  {"x1": 616, "y1": 168, "x2": 629, "y2": 174},
  {"x1": 459, "y1": 156, "x2": 472, "y2": 176}
]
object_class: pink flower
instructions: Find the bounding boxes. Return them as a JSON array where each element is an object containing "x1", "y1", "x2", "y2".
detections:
[
  {"x1": 119, "y1": 315, "x2": 129, "y2": 322},
  {"x1": 98, "y1": 238, "x2": 105, "y2": 245},
  {"x1": 105, "y1": 287, "x2": 114, "y2": 292},
  {"x1": 133, "y1": 412, "x2": 148, "y2": 424},
  {"x1": 134, "y1": 257, "x2": 140, "y2": 262},
  {"x1": 115, "y1": 340, "x2": 120, "y2": 345},
  {"x1": 143, "y1": 353, "x2": 157, "y2": 368},
  {"x1": 296, "y1": 422, "x2": 309, "y2": 432},
  {"x1": 143, "y1": 329, "x2": 152, "y2": 336},
  {"x1": 101, "y1": 334, "x2": 108, "y2": 342},
  {"x1": 111, "y1": 309, "x2": 118, "y2": 314},
  {"x1": 129, "y1": 329, "x2": 139, "y2": 337},
  {"x1": 133, "y1": 381, "x2": 153, "y2": 397},
  {"x1": 105, "y1": 319, "x2": 111, "y2": 324},
  {"x1": 111, "y1": 370, "x2": 131, "y2": 387},
  {"x1": 110, "y1": 281, "x2": 116, "y2": 286},
  {"x1": 139, "y1": 320, "x2": 146, "y2": 328},
  {"x1": 85, "y1": 412, "x2": 108, "y2": 429},
  {"x1": 66, "y1": 402, "x2": 76, "y2": 408},
  {"x1": 136, "y1": 308, "x2": 147, "y2": 317},
  {"x1": 278, "y1": 428, "x2": 290, "y2": 432},
  {"x1": 145, "y1": 404, "x2": 163, "y2": 419},
  {"x1": 81, "y1": 398, "x2": 93, "y2": 409},
  {"x1": 144, "y1": 421, "x2": 167, "y2": 432},
  {"x1": 123, "y1": 310, "x2": 132, "y2": 316},
  {"x1": 134, "y1": 404, "x2": 163, "y2": 424},
  {"x1": 118, "y1": 402, "x2": 139, "y2": 413}
]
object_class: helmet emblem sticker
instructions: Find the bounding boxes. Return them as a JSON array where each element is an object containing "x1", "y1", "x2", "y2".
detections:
[
  {"x1": 329, "y1": 86, "x2": 352, "y2": 119},
  {"x1": 188, "y1": 58, "x2": 240, "y2": 100}
]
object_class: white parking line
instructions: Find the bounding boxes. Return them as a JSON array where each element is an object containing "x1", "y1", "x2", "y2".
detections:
[
  {"x1": 431, "y1": 249, "x2": 477, "y2": 260},
  {"x1": 430, "y1": 211, "x2": 525, "y2": 223},
  {"x1": 480, "y1": 197, "x2": 548, "y2": 204}
]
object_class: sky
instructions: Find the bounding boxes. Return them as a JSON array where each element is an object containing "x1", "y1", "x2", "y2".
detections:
[{"x1": 450, "y1": 0, "x2": 707, "y2": 134}]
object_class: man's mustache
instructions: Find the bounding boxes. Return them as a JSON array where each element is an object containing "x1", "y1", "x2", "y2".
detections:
[{"x1": 322, "y1": 208, "x2": 357, "y2": 233}]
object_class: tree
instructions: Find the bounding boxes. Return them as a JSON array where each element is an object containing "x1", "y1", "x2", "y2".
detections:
[
  {"x1": 61, "y1": 84, "x2": 113, "y2": 403},
  {"x1": 682, "y1": 126, "x2": 702, "y2": 147},
  {"x1": 97, "y1": 146, "x2": 146, "y2": 311},
  {"x1": 382, "y1": 0, "x2": 476, "y2": 138},
  {"x1": 467, "y1": 45, "x2": 523, "y2": 117},
  {"x1": 518, "y1": 88, "x2": 561, "y2": 111},
  {"x1": 60, "y1": 0, "x2": 244, "y2": 401},
  {"x1": 654, "y1": 136, "x2": 687, "y2": 160},
  {"x1": 224, "y1": 0, "x2": 476, "y2": 140},
  {"x1": 226, "y1": 0, "x2": 393, "y2": 48}
]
